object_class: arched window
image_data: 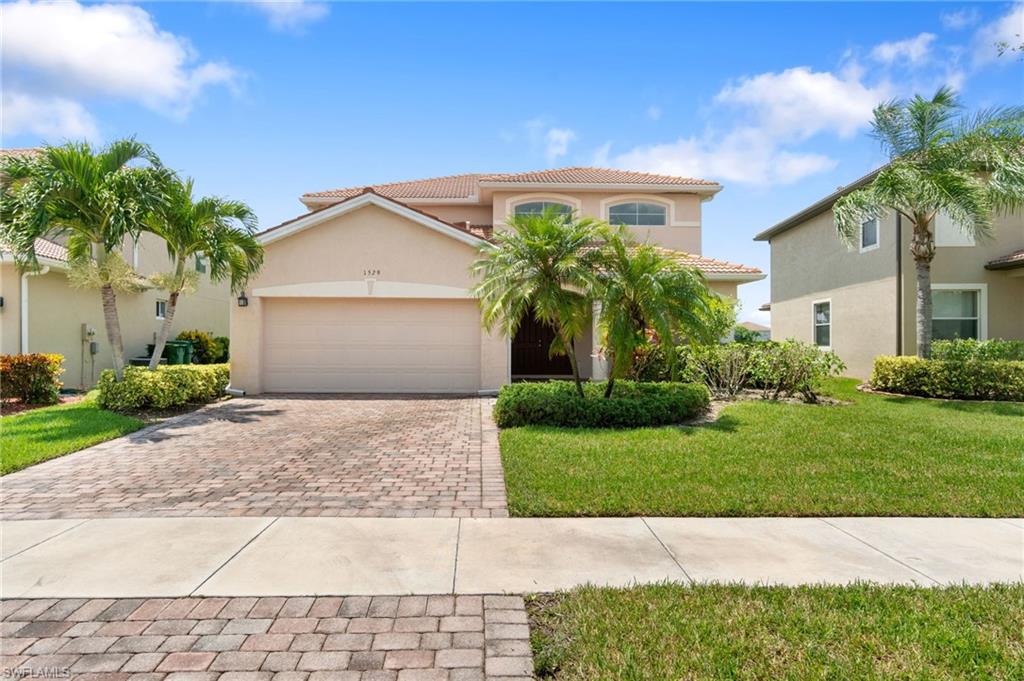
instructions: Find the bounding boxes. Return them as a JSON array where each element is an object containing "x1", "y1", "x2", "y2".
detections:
[
  {"x1": 513, "y1": 201, "x2": 572, "y2": 217},
  {"x1": 608, "y1": 201, "x2": 668, "y2": 226}
]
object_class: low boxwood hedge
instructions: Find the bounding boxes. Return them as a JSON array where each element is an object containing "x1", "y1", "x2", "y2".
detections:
[
  {"x1": 871, "y1": 356, "x2": 1024, "y2": 401},
  {"x1": 97, "y1": 363, "x2": 230, "y2": 411},
  {"x1": 493, "y1": 380, "x2": 710, "y2": 428}
]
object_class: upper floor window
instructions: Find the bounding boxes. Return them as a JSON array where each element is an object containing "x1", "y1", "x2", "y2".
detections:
[
  {"x1": 608, "y1": 201, "x2": 668, "y2": 227},
  {"x1": 514, "y1": 201, "x2": 572, "y2": 218},
  {"x1": 860, "y1": 218, "x2": 879, "y2": 252},
  {"x1": 932, "y1": 287, "x2": 983, "y2": 340},
  {"x1": 813, "y1": 300, "x2": 831, "y2": 348},
  {"x1": 156, "y1": 300, "x2": 167, "y2": 320},
  {"x1": 195, "y1": 255, "x2": 207, "y2": 274}
]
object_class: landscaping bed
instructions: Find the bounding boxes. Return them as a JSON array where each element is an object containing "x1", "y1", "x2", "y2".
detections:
[
  {"x1": 528, "y1": 583, "x2": 1024, "y2": 680},
  {"x1": 500, "y1": 378, "x2": 1024, "y2": 517}
]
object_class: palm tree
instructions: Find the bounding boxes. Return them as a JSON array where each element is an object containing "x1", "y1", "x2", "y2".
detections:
[
  {"x1": 0, "y1": 139, "x2": 171, "y2": 380},
  {"x1": 595, "y1": 235, "x2": 714, "y2": 397},
  {"x1": 834, "y1": 87, "x2": 1024, "y2": 358},
  {"x1": 146, "y1": 177, "x2": 262, "y2": 370},
  {"x1": 472, "y1": 207, "x2": 608, "y2": 398}
]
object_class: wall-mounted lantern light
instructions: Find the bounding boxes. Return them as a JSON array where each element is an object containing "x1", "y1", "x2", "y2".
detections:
[{"x1": 237, "y1": 292, "x2": 249, "y2": 307}]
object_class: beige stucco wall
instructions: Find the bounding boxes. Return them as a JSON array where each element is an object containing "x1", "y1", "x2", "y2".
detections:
[
  {"x1": 487, "y1": 191, "x2": 703, "y2": 253},
  {"x1": 231, "y1": 203, "x2": 510, "y2": 394},
  {"x1": 0, "y1": 232, "x2": 230, "y2": 390}
]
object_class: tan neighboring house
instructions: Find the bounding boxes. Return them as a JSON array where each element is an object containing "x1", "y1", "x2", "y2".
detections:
[
  {"x1": 0, "y1": 149, "x2": 231, "y2": 390},
  {"x1": 737, "y1": 321, "x2": 770, "y2": 341},
  {"x1": 230, "y1": 167, "x2": 764, "y2": 394},
  {"x1": 754, "y1": 170, "x2": 1024, "y2": 379}
]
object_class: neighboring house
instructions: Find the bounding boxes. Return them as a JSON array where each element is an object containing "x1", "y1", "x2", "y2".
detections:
[
  {"x1": 231, "y1": 167, "x2": 764, "y2": 394},
  {"x1": 737, "y1": 321, "x2": 771, "y2": 341},
  {"x1": 754, "y1": 170, "x2": 1024, "y2": 379},
  {"x1": 0, "y1": 149, "x2": 231, "y2": 389}
]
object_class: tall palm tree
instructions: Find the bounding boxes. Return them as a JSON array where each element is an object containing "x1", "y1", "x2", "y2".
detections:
[
  {"x1": 834, "y1": 87, "x2": 1024, "y2": 358},
  {"x1": 595, "y1": 235, "x2": 714, "y2": 397},
  {"x1": 146, "y1": 177, "x2": 262, "y2": 370},
  {"x1": 0, "y1": 139, "x2": 171, "y2": 380},
  {"x1": 472, "y1": 207, "x2": 608, "y2": 397}
]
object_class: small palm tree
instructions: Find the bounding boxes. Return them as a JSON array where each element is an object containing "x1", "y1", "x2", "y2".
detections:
[
  {"x1": 595, "y1": 235, "x2": 714, "y2": 397},
  {"x1": 0, "y1": 139, "x2": 171, "y2": 380},
  {"x1": 146, "y1": 177, "x2": 262, "y2": 370},
  {"x1": 472, "y1": 207, "x2": 608, "y2": 397},
  {"x1": 834, "y1": 87, "x2": 1024, "y2": 358}
]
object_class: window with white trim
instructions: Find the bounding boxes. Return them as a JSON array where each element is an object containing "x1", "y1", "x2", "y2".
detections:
[
  {"x1": 156, "y1": 300, "x2": 167, "y2": 319},
  {"x1": 932, "y1": 288, "x2": 981, "y2": 340},
  {"x1": 195, "y1": 255, "x2": 206, "y2": 274},
  {"x1": 813, "y1": 300, "x2": 831, "y2": 347},
  {"x1": 608, "y1": 201, "x2": 668, "y2": 226},
  {"x1": 513, "y1": 201, "x2": 572, "y2": 217},
  {"x1": 860, "y1": 218, "x2": 879, "y2": 252}
]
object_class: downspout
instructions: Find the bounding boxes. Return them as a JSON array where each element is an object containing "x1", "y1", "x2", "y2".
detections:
[
  {"x1": 20, "y1": 267, "x2": 50, "y2": 353},
  {"x1": 895, "y1": 214, "x2": 903, "y2": 356}
]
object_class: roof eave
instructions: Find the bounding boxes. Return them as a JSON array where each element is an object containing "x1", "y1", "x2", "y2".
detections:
[
  {"x1": 477, "y1": 181, "x2": 722, "y2": 194},
  {"x1": 985, "y1": 260, "x2": 1024, "y2": 271},
  {"x1": 703, "y1": 272, "x2": 766, "y2": 282}
]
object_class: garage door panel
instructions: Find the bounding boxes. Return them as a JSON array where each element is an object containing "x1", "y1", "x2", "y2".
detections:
[{"x1": 263, "y1": 298, "x2": 482, "y2": 393}]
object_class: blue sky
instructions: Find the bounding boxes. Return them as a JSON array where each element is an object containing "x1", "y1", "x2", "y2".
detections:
[{"x1": 3, "y1": 1, "x2": 1022, "y2": 322}]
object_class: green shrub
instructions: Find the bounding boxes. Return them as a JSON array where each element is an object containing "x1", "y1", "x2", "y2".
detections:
[
  {"x1": 748, "y1": 340, "x2": 846, "y2": 402},
  {"x1": 176, "y1": 330, "x2": 218, "y2": 364},
  {"x1": 871, "y1": 356, "x2": 1024, "y2": 401},
  {"x1": 931, "y1": 338, "x2": 1024, "y2": 361},
  {"x1": 212, "y1": 336, "x2": 230, "y2": 363},
  {"x1": 493, "y1": 380, "x2": 710, "y2": 428},
  {"x1": 97, "y1": 363, "x2": 230, "y2": 411},
  {"x1": 0, "y1": 353, "x2": 64, "y2": 404}
]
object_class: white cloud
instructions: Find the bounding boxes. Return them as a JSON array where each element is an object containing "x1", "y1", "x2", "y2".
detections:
[
  {"x1": 715, "y1": 66, "x2": 891, "y2": 140},
  {"x1": 1, "y1": 91, "x2": 99, "y2": 141},
  {"x1": 1, "y1": 0, "x2": 237, "y2": 139},
  {"x1": 973, "y1": 4, "x2": 1024, "y2": 64},
  {"x1": 646, "y1": 105, "x2": 662, "y2": 121},
  {"x1": 941, "y1": 8, "x2": 981, "y2": 30},
  {"x1": 870, "y1": 33, "x2": 937, "y2": 65},
  {"x1": 591, "y1": 141, "x2": 613, "y2": 166},
  {"x1": 245, "y1": 1, "x2": 329, "y2": 33},
  {"x1": 613, "y1": 127, "x2": 836, "y2": 187},
  {"x1": 545, "y1": 127, "x2": 577, "y2": 162}
]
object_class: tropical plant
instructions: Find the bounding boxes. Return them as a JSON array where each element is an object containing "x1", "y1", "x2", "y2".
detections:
[
  {"x1": 594, "y1": 236, "x2": 715, "y2": 397},
  {"x1": 146, "y1": 178, "x2": 261, "y2": 370},
  {"x1": 0, "y1": 140, "x2": 172, "y2": 380},
  {"x1": 472, "y1": 207, "x2": 609, "y2": 397},
  {"x1": 833, "y1": 87, "x2": 1024, "y2": 357}
]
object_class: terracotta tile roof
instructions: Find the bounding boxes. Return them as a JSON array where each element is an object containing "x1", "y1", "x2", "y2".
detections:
[
  {"x1": 303, "y1": 167, "x2": 718, "y2": 201},
  {"x1": 1, "y1": 237, "x2": 68, "y2": 263},
  {"x1": 655, "y1": 247, "x2": 763, "y2": 277},
  {"x1": 986, "y1": 248, "x2": 1024, "y2": 270},
  {"x1": 0, "y1": 147, "x2": 41, "y2": 160}
]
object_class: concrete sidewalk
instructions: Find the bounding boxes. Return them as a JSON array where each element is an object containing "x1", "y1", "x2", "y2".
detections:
[{"x1": 1, "y1": 517, "x2": 1020, "y2": 598}]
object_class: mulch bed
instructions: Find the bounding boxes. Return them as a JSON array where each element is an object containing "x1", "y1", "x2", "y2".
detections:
[{"x1": 0, "y1": 394, "x2": 86, "y2": 417}]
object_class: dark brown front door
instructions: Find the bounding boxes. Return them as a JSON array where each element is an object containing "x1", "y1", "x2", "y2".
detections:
[{"x1": 512, "y1": 311, "x2": 573, "y2": 376}]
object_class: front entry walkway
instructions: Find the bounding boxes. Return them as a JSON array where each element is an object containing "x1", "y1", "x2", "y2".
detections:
[{"x1": 0, "y1": 396, "x2": 508, "y2": 520}]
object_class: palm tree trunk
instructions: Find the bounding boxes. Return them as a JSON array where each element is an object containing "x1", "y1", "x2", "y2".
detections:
[
  {"x1": 558, "y1": 327, "x2": 585, "y2": 398},
  {"x1": 603, "y1": 351, "x2": 616, "y2": 398},
  {"x1": 100, "y1": 283, "x2": 127, "y2": 381},
  {"x1": 148, "y1": 291, "x2": 180, "y2": 371},
  {"x1": 915, "y1": 258, "x2": 933, "y2": 359}
]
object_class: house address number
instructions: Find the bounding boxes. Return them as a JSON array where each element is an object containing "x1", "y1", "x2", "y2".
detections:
[{"x1": 363, "y1": 269, "x2": 382, "y2": 277}]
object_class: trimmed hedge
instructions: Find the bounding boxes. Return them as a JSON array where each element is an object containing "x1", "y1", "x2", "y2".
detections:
[
  {"x1": 0, "y1": 353, "x2": 64, "y2": 404},
  {"x1": 493, "y1": 380, "x2": 710, "y2": 428},
  {"x1": 871, "y1": 356, "x2": 1024, "y2": 401},
  {"x1": 931, "y1": 338, "x2": 1024, "y2": 361},
  {"x1": 97, "y1": 363, "x2": 230, "y2": 411}
]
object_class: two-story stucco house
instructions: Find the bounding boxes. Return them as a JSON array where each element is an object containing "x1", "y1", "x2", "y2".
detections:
[
  {"x1": 754, "y1": 169, "x2": 1024, "y2": 379},
  {"x1": 230, "y1": 167, "x2": 764, "y2": 394},
  {"x1": 0, "y1": 148, "x2": 232, "y2": 389}
]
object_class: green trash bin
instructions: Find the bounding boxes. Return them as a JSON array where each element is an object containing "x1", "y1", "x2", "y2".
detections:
[
  {"x1": 180, "y1": 340, "x2": 194, "y2": 364},
  {"x1": 164, "y1": 341, "x2": 187, "y2": 365}
]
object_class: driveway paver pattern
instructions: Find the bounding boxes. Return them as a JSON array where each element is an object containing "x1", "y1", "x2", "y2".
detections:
[
  {"x1": 0, "y1": 595, "x2": 534, "y2": 680},
  {"x1": 0, "y1": 396, "x2": 507, "y2": 520}
]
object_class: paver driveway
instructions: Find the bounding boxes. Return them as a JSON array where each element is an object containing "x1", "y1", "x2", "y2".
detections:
[{"x1": 1, "y1": 396, "x2": 507, "y2": 520}]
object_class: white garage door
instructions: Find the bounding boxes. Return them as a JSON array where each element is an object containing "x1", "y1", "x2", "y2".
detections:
[{"x1": 263, "y1": 298, "x2": 482, "y2": 393}]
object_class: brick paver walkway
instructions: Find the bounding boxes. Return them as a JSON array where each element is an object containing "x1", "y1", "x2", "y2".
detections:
[
  {"x1": 0, "y1": 595, "x2": 534, "y2": 680},
  {"x1": 1, "y1": 396, "x2": 507, "y2": 520}
]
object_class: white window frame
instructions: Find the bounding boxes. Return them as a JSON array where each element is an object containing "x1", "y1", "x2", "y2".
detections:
[
  {"x1": 606, "y1": 200, "x2": 669, "y2": 227},
  {"x1": 504, "y1": 193, "x2": 582, "y2": 223},
  {"x1": 156, "y1": 299, "x2": 167, "y2": 320},
  {"x1": 931, "y1": 283, "x2": 988, "y2": 341},
  {"x1": 599, "y1": 194, "x2": 698, "y2": 227},
  {"x1": 859, "y1": 217, "x2": 879, "y2": 253},
  {"x1": 195, "y1": 255, "x2": 206, "y2": 274},
  {"x1": 811, "y1": 298, "x2": 832, "y2": 349}
]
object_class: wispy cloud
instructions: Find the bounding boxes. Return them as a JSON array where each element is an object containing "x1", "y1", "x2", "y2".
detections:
[
  {"x1": 972, "y1": 4, "x2": 1024, "y2": 65},
  {"x1": 870, "y1": 33, "x2": 936, "y2": 65},
  {"x1": 244, "y1": 1, "x2": 329, "y2": 33},
  {"x1": 941, "y1": 8, "x2": 981, "y2": 30},
  {"x1": 646, "y1": 105, "x2": 663, "y2": 121}
]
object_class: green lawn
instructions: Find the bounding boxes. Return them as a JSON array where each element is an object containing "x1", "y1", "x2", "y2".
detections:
[
  {"x1": 1, "y1": 393, "x2": 144, "y2": 475},
  {"x1": 528, "y1": 583, "x2": 1024, "y2": 680},
  {"x1": 500, "y1": 378, "x2": 1024, "y2": 517}
]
